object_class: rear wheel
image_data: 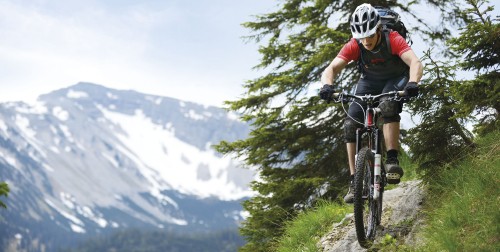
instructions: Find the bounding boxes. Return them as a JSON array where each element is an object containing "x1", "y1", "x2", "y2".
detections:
[{"x1": 353, "y1": 147, "x2": 376, "y2": 248}]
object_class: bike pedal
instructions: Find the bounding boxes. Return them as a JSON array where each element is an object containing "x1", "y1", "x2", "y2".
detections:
[{"x1": 386, "y1": 173, "x2": 401, "y2": 184}]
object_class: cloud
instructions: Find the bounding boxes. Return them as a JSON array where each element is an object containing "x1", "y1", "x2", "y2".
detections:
[
  {"x1": 0, "y1": 2, "x2": 163, "y2": 101},
  {"x1": 0, "y1": 1, "x2": 274, "y2": 106}
]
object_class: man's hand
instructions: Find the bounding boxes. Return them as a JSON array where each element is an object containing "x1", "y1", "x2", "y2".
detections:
[
  {"x1": 404, "y1": 82, "x2": 419, "y2": 97},
  {"x1": 319, "y1": 84, "x2": 335, "y2": 101}
]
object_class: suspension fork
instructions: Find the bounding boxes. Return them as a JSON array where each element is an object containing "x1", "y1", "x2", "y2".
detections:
[{"x1": 373, "y1": 128, "x2": 382, "y2": 200}]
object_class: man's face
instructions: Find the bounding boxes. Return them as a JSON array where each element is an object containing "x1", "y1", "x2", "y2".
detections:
[{"x1": 360, "y1": 32, "x2": 379, "y2": 51}]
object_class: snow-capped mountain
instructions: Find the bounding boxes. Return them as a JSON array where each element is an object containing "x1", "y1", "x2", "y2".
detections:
[{"x1": 0, "y1": 82, "x2": 254, "y2": 250}]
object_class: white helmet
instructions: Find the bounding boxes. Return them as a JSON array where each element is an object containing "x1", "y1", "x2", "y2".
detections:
[{"x1": 350, "y1": 3, "x2": 381, "y2": 39}]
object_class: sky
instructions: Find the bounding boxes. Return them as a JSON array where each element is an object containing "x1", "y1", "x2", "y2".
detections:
[
  {"x1": 0, "y1": 1, "x2": 498, "y2": 107},
  {"x1": 0, "y1": 0, "x2": 277, "y2": 107}
]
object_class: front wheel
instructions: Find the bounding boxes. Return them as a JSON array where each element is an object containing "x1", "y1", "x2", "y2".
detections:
[{"x1": 353, "y1": 147, "x2": 377, "y2": 248}]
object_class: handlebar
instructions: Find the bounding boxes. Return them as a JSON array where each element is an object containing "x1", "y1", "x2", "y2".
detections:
[{"x1": 331, "y1": 91, "x2": 407, "y2": 103}]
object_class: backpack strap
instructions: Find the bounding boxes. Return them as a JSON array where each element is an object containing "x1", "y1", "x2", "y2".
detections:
[
  {"x1": 381, "y1": 25, "x2": 392, "y2": 54},
  {"x1": 356, "y1": 39, "x2": 367, "y2": 76}
]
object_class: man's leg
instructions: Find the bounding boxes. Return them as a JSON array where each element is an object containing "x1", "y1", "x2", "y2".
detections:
[
  {"x1": 347, "y1": 142, "x2": 356, "y2": 175},
  {"x1": 381, "y1": 74, "x2": 408, "y2": 184},
  {"x1": 343, "y1": 118, "x2": 361, "y2": 203},
  {"x1": 383, "y1": 121, "x2": 404, "y2": 184},
  {"x1": 344, "y1": 142, "x2": 356, "y2": 203},
  {"x1": 383, "y1": 122, "x2": 400, "y2": 150}
]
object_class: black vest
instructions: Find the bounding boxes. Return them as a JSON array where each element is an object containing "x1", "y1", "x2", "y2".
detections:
[{"x1": 357, "y1": 31, "x2": 409, "y2": 80}]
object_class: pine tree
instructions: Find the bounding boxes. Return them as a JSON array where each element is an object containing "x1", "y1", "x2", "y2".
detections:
[
  {"x1": 215, "y1": 1, "x2": 453, "y2": 251},
  {"x1": 0, "y1": 182, "x2": 8, "y2": 208},
  {"x1": 404, "y1": 0, "x2": 498, "y2": 171},
  {"x1": 404, "y1": 50, "x2": 476, "y2": 169},
  {"x1": 448, "y1": 0, "x2": 499, "y2": 135}
]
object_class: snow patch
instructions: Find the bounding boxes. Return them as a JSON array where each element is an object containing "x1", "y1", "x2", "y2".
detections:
[
  {"x1": 78, "y1": 206, "x2": 108, "y2": 228},
  {"x1": 145, "y1": 96, "x2": 162, "y2": 105},
  {"x1": 50, "y1": 146, "x2": 60, "y2": 153},
  {"x1": 187, "y1": 109, "x2": 205, "y2": 120},
  {"x1": 67, "y1": 90, "x2": 89, "y2": 99},
  {"x1": 107, "y1": 92, "x2": 118, "y2": 99},
  {"x1": 52, "y1": 106, "x2": 69, "y2": 121},
  {"x1": 103, "y1": 152, "x2": 119, "y2": 168},
  {"x1": 0, "y1": 152, "x2": 17, "y2": 168},
  {"x1": 45, "y1": 198, "x2": 84, "y2": 227},
  {"x1": 60, "y1": 193, "x2": 109, "y2": 228},
  {"x1": 98, "y1": 106, "x2": 254, "y2": 200},
  {"x1": 60, "y1": 192, "x2": 76, "y2": 210},
  {"x1": 59, "y1": 124, "x2": 74, "y2": 142},
  {"x1": 150, "y1": 188, "x2": 179, "y2": 209},
  {"x1": 15, "y1": 115, "x2": 36, "y2": 138},
  {"x1": 70, "y1": 223, "x2": 86, "y2": 233},
  {"x1": 15, "y1": 102, "x2": 48, "y2": 115},
  {"x1": 0, "y1": 120, "x2": 7, "y2": 132},
  {"x1": 43, "y1": 163, "x2": 54, "y2": 172}
]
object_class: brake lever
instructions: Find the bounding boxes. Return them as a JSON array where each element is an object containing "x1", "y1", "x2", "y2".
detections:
[
  {"x1": 342, "y1": 97, "x2": 352, "y2": 103},
  {"x1": 332, "y1": 93, "x2": 350, "y2": 104}
]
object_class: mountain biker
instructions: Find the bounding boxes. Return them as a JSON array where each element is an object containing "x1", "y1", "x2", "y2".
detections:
[{"x1": 319, "y1": 3, "x2": 423, "y2": 203}]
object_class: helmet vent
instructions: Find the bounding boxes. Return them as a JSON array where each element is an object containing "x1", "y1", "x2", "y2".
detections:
[{"x1": 350, "y1": 3, "x2": 381, "y2": 39}]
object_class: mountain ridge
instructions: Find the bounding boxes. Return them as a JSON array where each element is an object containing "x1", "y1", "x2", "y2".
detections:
[{"x1": 0, "y1": 82, "x2": 253, "y2": 251}]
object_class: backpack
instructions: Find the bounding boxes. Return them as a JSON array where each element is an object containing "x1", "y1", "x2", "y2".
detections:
[{"x1": 374, "y1": 6, "x2": 412, "y2": 53}]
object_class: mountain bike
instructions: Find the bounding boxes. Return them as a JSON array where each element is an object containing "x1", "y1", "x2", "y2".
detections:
[{"x1": 331, "y1": 90, "x2": 407, "y2": 248}]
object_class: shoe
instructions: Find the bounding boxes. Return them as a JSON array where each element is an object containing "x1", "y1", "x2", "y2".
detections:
[
  {"x1": 343, "y1": 181, "x2": 355, "y2": 204},
  {"x1": 386, "y1": 157, "x2": 404, "y2": 184}
]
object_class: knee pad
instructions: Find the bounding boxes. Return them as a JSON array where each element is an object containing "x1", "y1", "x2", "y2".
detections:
[
  {"x1": 383, "y1": 114, "x2": 401, "y2": 124},
  {"x1": 379, "y1": 98, "x2": 402, "y2": 123},
  {"x1": 344, "y1": 119, "x2": 359, "y2": 143},
  {"x1": 378, "y1": 98, "x2": 399, "y2": 118}
]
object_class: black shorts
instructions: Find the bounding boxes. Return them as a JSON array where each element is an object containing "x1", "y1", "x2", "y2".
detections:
[{"x1": 346, "y1": 74, "x2": 408, "y2": 125}]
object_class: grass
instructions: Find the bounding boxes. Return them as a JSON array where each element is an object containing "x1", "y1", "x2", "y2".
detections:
[
  {"x1": 416, "y1": 131, "x2": 500, "y2": 251},
  {"x1": 274, "y1": 201, "x2": 351, "y2": 252},
  {"x1": 274, "y1": 131, "x2": 500, "y2": 251},
  {"x1": 399, "y1": 149, "x2": 420, "y2": 182}
]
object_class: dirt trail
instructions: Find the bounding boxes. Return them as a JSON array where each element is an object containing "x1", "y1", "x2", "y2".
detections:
[{"x1": 318, "y1": 180, "x2": 425, "y2": 251}]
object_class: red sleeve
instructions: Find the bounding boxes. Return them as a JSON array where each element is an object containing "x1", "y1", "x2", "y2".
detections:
[
  {"x1": 389, "y1": 31, "x2": 411, "y2": 56},
  {"x1": 337, "y1": 38, "x2": 360, "y2": 62}
]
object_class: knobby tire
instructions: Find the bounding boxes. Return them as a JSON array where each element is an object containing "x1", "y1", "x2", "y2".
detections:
[{"x1": 353, "y1": 147, "x2": 379, "y2": 248}]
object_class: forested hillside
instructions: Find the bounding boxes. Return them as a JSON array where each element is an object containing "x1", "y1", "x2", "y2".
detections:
[{"x1": 62, "y1": 229, "x2": 244, "y2": 252}]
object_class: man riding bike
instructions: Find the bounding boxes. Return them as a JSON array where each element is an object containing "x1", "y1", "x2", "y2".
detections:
[{"x1": 319, "y1": 3, "x2": 423, "y2": 203}]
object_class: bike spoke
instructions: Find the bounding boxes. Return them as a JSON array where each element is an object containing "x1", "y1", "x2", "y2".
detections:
[{"x1": 353, "y1": 147, "x2": 380, "y2": 248}]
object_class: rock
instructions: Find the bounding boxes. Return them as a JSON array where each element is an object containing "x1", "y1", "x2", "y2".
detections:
[{"x1": 318, "y1": 180, "x2": 425, "y2": 251}]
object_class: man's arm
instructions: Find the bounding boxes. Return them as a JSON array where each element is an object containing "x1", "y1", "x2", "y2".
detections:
[
  {"x1": 400, "y1": 50, "x2": 423, "y2": 83},
  {"x1": 321, "y1": 57, "x2": 349, "y2": 85}
]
